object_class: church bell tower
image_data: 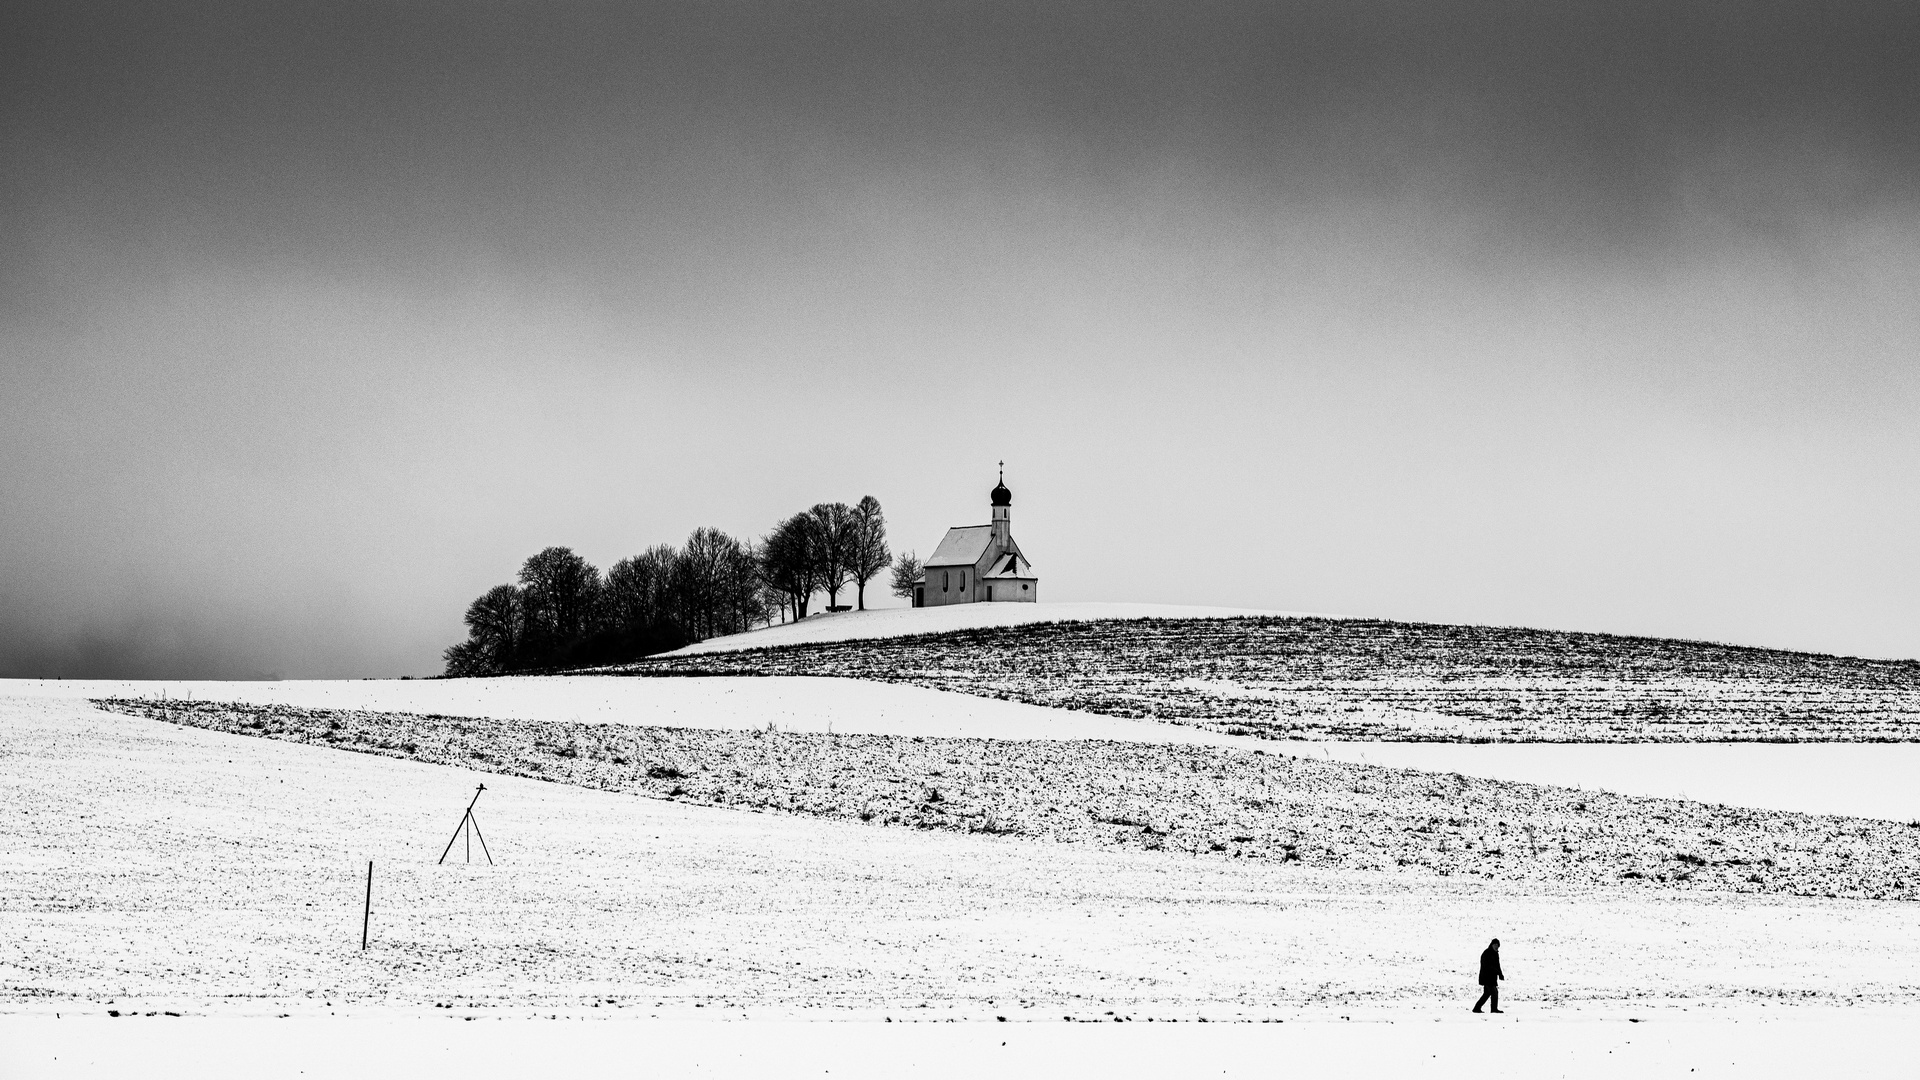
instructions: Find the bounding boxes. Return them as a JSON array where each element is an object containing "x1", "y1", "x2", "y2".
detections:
[{"x1": 990, "y1": 462, "x2": 1012, "y2": 546}]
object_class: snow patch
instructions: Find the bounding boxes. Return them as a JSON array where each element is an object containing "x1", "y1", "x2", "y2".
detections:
[
  {"x1": 0, "y1": 675, "x2": 1255, "y2": 746},
  {"x1": 657, "y1": 601, "x2": 1321, "y2": 657}
]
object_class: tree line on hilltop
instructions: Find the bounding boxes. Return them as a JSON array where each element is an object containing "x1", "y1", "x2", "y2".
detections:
[{"x1": 443, "y1": 496, "x2": 915, "y2": 675}]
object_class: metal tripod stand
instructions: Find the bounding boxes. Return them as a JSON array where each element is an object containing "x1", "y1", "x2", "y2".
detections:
[{"x1": 437, "y1": 783, "x2": 494, "y2": 865}]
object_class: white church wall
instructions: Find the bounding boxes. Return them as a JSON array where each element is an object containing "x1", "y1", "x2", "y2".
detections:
[
  {"x1": 922, "y1": 565, "x2": 975, "y2": 607},
  {"x1": 984, "y1": 579, "x2": 1037, "y2": 603}
]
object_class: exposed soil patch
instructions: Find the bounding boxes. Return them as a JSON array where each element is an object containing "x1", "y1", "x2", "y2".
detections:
[
  {"x1": 615, "y1": 617, "x2": 1920, "y2": 742},
  {"x1": 97, "y1": 697, "x2": 1920, "y2": 902}
]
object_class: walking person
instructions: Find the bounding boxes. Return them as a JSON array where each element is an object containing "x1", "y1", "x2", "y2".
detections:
[{"x1": 1473, "y1": 938, "x2": 1504, "y2": 1013}]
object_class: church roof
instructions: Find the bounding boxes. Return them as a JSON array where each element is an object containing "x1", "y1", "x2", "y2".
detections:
[
  {"x1": 982, "y1": 550, "x2": 1035, "y2": 579},
  {"x1": 926, "y1": 525, "x2": 995, "y2": 567}
]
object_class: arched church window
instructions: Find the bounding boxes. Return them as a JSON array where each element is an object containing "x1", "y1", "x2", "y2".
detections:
[{"x1": 942, "y1": 570, "x2": 950, "y2": 590}]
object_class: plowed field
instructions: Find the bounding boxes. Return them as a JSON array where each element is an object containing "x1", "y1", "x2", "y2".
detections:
[{"x1": 618, "y1": 617, "x2": 1920, "y2": 742}]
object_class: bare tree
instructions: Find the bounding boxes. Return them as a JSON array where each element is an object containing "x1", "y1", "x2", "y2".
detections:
[
  {"x1": 762, "y1": 512, "x2": 821, "y2": 619},
  {"x1": 670, "y1": 528, "x2": 719, "y2": 641},
  {"x1": 757, "y1": 572, "x2": 792, "y2": 625},
  {"x1": 848, "y1": 495, "x2": 891, "y2": 610},
  {"x1": 442, "y1": 639, "x2": 494, "y2": 677},
  {"x1": 446, "y1": 495, "x2": 898, "y2": 671},
  {"x1": 517, "y1": 546, "x2": 601, "y2": 665},
  {"x1": 448, "y1": 530, "x2": 764, "y2": 672},
  {"x1": 443, "y1": 583, "x2": 524, "y2": 675},
  {"x1": 595, "y1": 543, "x2": 690, "y2": 657},
  {"x1": 653, "y1": 527, "x2": 765, "y2": 641},
  {"x1": 722, "y1": 538, "x2": 775, "y2": 633},
  {"x1": 890, "y1": 551, "x2": 923, "y2": 601},
  {"x1": 807, "y1": 501, "x2": 857, "y2": 609},
  {"x1": 604, "y1": 544, "x2": 675, "y2": 636}
]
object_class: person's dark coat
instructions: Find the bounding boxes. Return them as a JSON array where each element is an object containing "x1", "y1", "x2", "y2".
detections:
[{"x1": 1478, "y1": 946, "x2": 1503, "y2": 987}]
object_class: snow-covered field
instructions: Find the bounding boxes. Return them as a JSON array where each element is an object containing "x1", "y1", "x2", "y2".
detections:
[
  {"x1": 9, "y1": 690, "x2": 1920, "y2": 1076},
  {"x1": 8, "y1": 694, "x2": 1920, "y2": 1015},
  {"x1": 95, "y1": 697, "x2": 1920, "y2": 900},
  {"x1": 14, "y1": 675, "x2": 1920, "y2": 819},
  {"x1": 12, "y1": 1012, "x2": 1920, "y2": 1079},
  {"x1": 639, "y1": 616, "x2": 1920, "y2": 742},
  {"x1": 1302, "y1": 740, "x2": 1920, "y2": 822},
  {"x1": 657, "y1": 602, "x2": 1310, "y2": 656},
  {"x1": 0, "y1": 675, "x2": 1252, "y2": 745}
]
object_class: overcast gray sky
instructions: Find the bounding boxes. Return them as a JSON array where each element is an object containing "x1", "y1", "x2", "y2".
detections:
[{"x1": 4, "y1": 1, "x2": 1918, "y2": 678}]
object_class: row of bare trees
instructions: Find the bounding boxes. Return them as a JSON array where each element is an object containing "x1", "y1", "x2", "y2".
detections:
[
  {"x1": 760, "y1": 496, "x2": 891, "y2": 621},
  {"x1": 442, "y1": 496, "x2": 892, "y2": 675}
]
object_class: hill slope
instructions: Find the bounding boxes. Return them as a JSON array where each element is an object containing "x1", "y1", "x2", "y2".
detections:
[
  {"x1": 623, "y1": 616, "x2": 1920, "y2": 742},
  {"x1": 655, "y1": 602, "x2": 1310, "y2": 656}
]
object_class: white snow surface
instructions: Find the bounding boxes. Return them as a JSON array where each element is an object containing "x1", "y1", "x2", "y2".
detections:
[
  {"x1": 1302, "y1": 740, "x2": 1920, "y2": 823},
  {"x1": 10, "y1": 690, "x2": 1920, "y2": 1077},
  {"x1": 8, "y1": 693, "x2": 1919, "y2": 1021},
  {"x1": 13, "y1": 676, "x2": 1920, "y2": 819},
  {"x1": 0, "y1": 676, "x2": 1254, "y2": 745},
  {"x1": 12, "y1": 1013, "x2": 1920, "y2": 1080},
  {"x1": 656, "y1": 601, "x2": 1315, "y2": 656}
]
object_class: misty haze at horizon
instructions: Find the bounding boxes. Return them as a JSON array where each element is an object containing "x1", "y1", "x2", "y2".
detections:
[{"x1": 4, "y1": 1, "x2": 1918, "y2": 679}]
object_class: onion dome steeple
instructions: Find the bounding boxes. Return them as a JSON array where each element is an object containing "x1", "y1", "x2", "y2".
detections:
[{"x1": 990, "y1": 461, "x2": 1012, "y2": 507}]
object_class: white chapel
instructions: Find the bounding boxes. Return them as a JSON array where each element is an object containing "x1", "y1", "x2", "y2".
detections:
[{"x1": 912, "y1": 466, "x2": 1038, "y2": 607}]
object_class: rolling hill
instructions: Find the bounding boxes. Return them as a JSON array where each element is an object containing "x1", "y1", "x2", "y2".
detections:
[{"x1": 621, "y1": 614, "x2": 1920, "y2": 742}]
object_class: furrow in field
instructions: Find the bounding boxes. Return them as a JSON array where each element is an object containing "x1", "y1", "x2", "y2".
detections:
[{"x1": 97, "y1": 697, "x2": 1920, "y2": 902}]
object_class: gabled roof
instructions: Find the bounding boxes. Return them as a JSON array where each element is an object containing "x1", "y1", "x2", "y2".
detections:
[
  {"x1": 926, "y1": 525, "x2": 995, "y2": 567},
  {"x1": 982, "y1": 551, "x2": 1035, "y2": 579}
]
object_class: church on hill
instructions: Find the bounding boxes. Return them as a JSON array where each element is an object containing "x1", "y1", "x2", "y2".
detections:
[{"x1": 912, "y1": 466, "x2": 1038, "y2": 607}]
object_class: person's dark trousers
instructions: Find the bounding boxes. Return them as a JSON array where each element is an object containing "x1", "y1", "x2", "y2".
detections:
[{"x1": 1473, "y1": 985, "x2": 1500, "y2": 1013}]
